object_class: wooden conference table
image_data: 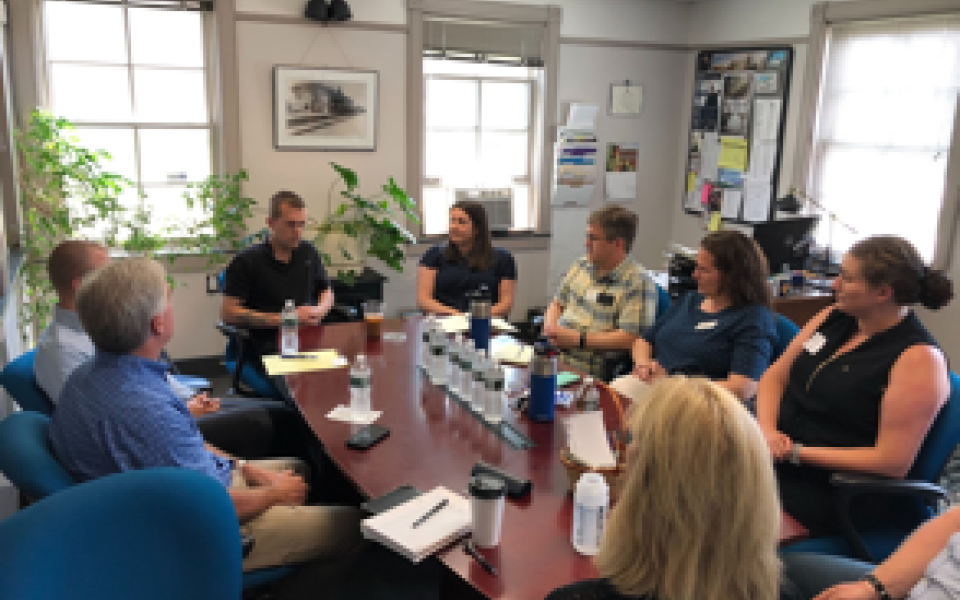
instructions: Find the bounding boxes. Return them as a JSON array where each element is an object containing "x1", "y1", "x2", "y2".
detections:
[{"x1": 280, "y1": 318, "x2": 808, "y2": 600}]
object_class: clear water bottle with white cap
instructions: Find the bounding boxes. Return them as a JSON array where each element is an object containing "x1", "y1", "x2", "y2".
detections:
[
  {"x1": 448, "y1": 335, "x2": 463, "y2": 394},
  {"x1": 349, "y1": 353, "x2": 371, "y2": 419},
  {"x1": 429, "y1": 326, "x2": 448, "y2": 385},
  {"x1": 471, "y1": 349, "x2": 488, "y2": 413},
  {"x1": 572, "y1": 472, "x2": 609, "y2": 555},
  {"x1": 460, "y1": 339, "x2": 475, "y2": 404},
  {"x1": 484, "y1": 359, "x2": 505, "y2": 423},
  {"x1": 280, "y1": 299, "x2": 298, "y2": 357},
  {"x1": 420, "y1": 315, "x2": 436, "y2": 367}
]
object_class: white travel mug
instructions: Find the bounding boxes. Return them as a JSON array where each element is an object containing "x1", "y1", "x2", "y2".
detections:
[{"x1": 469, "y1": 475, "x2": 506, "y2": 548}]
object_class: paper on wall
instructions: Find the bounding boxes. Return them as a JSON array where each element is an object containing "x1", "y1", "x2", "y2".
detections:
[
  {"x1": 721, "y1": 189, "x2": 743, "y2": 220},
  {"x1": 752, "y1": 98, "x2": 782, "y2": 142},
  {"x1": 742, "y1": 177, "x2": 772, "y2": 222},
  {"x1": 748, "y1": 140, "x2": 778, "y2": 179},
  {"x1": 605, "y1": 171, "x2": 636, "y2": 200},
  {"x1": 567, "y1": 103, "x2": 599, "y2": 130},
  {"x1": 700, "y1": 132, "x2": 720, "y2": 181},
  {"x1": 718, "y1": 137, "x2": 749, "y2": 171}
]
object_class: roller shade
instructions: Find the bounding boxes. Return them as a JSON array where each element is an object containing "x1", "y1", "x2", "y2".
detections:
[{"x1": 423, "y1": 18, "x2": 543, "y2": 67}]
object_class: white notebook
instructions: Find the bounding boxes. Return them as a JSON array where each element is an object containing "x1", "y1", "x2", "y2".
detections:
[{"x1": 360, "y1": 487, "x2": 472, "y2": 563}]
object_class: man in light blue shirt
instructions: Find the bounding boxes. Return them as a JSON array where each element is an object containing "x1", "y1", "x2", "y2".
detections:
[
  {"x1": 35, "y1": 240, "x2": 289, "y2": 458},
  {"x1": 49, "y1": 257, "x2": 364, "y2": 572}
]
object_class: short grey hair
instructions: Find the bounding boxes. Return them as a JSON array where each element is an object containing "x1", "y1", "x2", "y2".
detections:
[{"x1": 76, "y1": 257, "x2": 168, "y2": 354}]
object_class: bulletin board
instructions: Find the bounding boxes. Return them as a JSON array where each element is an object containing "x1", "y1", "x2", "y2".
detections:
[{"x1": 682, "y1": 47, "x2": 793, "y2": 223}]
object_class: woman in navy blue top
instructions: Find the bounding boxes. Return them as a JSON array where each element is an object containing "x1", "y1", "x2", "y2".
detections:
[
  {"x1": 417, "y1": 200, "x2": 517, "y2": 317},
  {"x1": 613, "y1": 231, "x2": 776, "y2": 402}
]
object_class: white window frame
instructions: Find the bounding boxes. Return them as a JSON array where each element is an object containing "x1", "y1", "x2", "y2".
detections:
[
  {"x1": 407, "y1": 0, "x2": 561, "y2": 237},
  {"x1": 37, "y1": 0, "x2": 218, "y2": 233},
  {"x1": 795, "y1": 0, "x2": 960, "y2": 269},
  {"x1": 423, "y1": 70, "x2": 537, "y2": 235}
]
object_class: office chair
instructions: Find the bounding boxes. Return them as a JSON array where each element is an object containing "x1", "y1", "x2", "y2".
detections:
[
  {"x1": 773, "y1": 314, "x2": 800, "y2": 361},
  {"x1": 213, "y1": 271, "x2": 357, "y2": 398},
  {"x1": 781, "y1": 371, "x2": 960, "y2": 562},
  {"x1": 0, "y1": 411, "x2": 294, "y2": 590},
  {"x1": 600, "y1": 282, "x2": 672, "y2": 382},
  {"x1": 0, "y1": 350, "x2": 54, "y2": 415},
  {"x1": 0, "y1": 468, "x2": 242, "y2": 600}
]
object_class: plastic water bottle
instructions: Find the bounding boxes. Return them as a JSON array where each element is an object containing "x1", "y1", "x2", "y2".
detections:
[
  {"x1": 280, "y1": 299, "x2": 298, "y2": 357},
  {"x1": 460, "y1": 339, "x2": 475, "y2": 404},
  {"x1": 350, "y1": 354, "x2": 371, "y2": 419},
  {"x1": 429, "y1": 327, "x2": 448, "y2": 386},
  {"x1": 485, "y1": 360, "x2": 505, "y2": 423},
  {"x1": 572, "y1": 472, "x2": 609, "y2": 555},
  {"x1": 448, "y1": 335, "x2": 463, "y2": 394},
  {"x1": 420, "y1": 316, "x2": 435, "y2": 367},
  {"x1": 581, "y1": 378, "x2": 600, "y2": 412},
  {"x1": 471, "y1": 349, "x2": 488, "y2": 413}
]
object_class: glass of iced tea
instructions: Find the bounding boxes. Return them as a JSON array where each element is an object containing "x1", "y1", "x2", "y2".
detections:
[{"x1": 363, "y1": 300, "x2": 384, "y2": 339}]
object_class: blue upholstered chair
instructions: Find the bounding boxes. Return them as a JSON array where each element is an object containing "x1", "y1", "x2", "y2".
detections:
[
  {"x1": 0, "y1": 411, "x2": 293, "y2": 589},
  {"x1": 654, "y1": 282, "x2": 672, "y2": 322},
  {"x1": 0, "y1": 350, "x2": 54, "y2": 415},
  {"x1": 772, "y1": 314, "x2": 800, "y2": 361},
  {"x1": 0, "y1": 468, "x2": 242, "y2": 600},
  {"x1": 781, "y1": 371, "x2": 960, "y2": 562}
]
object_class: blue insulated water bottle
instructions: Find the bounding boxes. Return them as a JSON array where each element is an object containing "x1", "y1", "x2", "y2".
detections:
[
  {"x1": 528, "y1": 341, "x2": 557, "y2": 422},
  {"x1": 469, "y1": 286, "x2": 492, "y2": 352}
]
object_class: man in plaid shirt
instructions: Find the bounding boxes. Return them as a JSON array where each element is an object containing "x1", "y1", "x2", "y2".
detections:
[{"x1": 543, "y1": 206, "x2": 657, "y2": 378}]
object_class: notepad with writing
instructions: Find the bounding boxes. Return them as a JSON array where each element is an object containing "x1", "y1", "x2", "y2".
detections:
[{"x1": 360, "y1": 486, "x2": 472, "y2": 563}]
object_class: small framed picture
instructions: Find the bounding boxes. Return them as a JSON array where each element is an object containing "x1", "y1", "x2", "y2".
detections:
[
  {"x1": 273, "y1": 66, "x2": 378, "y2": 151},
  {"x1": 609, "y1": 82, "x2": 643, "y2": 117}
]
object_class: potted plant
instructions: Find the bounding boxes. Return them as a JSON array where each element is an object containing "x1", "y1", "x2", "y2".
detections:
[{"x1": 314, "y1": 162, "x2": 418, "y2": 285}]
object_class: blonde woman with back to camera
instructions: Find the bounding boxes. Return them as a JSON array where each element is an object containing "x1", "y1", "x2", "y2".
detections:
[{"x1": 546, "y1": 376, "x2": 800, "y2": 600}]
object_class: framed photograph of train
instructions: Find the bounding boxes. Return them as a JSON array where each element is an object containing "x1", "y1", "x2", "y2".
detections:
[{"x1": 273, "y1": 66, "x2": 378, "y2": 151}]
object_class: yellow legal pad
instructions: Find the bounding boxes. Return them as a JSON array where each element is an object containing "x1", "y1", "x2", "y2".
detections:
[{"x1": 262, "y1": 350, "x2": 348, "y2": 376}]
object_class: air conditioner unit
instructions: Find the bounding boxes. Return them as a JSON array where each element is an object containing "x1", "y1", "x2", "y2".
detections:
[{"x1": 454, "y1": 189, "x2": 513, "y2": 231}]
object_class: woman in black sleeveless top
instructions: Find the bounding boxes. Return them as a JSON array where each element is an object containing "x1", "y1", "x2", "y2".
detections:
[{"x1": 756, "y1": 236, "x2": 954, "y2": 536}]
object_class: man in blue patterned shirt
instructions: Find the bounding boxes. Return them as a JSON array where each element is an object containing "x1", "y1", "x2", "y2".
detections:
[
  {"x1": 49, "y1": 257, "x2": 364, "y2": 572},
  {"x1": 543, "y1": 206, "x2": 657, "y2": 378}
]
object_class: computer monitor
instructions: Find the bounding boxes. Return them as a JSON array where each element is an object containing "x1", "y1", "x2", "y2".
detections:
[{"x1": 751, "y1": 217, "x2": 819, "y2": 275}]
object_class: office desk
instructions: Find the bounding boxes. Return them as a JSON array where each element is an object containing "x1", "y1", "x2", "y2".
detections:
[{"x1": 283, "y1": 319, "x2": 808, "y2": 600}]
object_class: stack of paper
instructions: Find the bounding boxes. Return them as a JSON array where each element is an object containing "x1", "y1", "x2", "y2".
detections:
[
  {"x1": 361, "y1": 487, "x2": 472, "y2": 563},
  {"x1": 436, "y1": 315, "x2": 516, "y2": 334},
  {"x1": 564, "y1": 412, "x2": 616, "y2": 469},
  {"x1": 262, "y1": 350, "x2": 347, "y2": 376}
]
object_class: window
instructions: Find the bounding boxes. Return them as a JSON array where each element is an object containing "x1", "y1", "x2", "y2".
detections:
[
  {"x1": 809, "y1": 16, "x2": 960, "y2": 262},
  {"x1": 41, "y1": 0, "x2": 213, "y2": 234},
  {"x1": 423, "y1": 59, "x2": 539, "y2": 235}
]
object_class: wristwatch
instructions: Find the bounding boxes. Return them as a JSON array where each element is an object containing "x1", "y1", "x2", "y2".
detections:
[
  {"x1": 789, "y1": 442, "x2": 803, "y2": 466},
  {"x1": 862, "y1": 573, "x2": 892, "y2": 600}
]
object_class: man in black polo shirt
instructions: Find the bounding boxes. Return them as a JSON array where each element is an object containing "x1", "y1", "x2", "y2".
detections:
[{"x1": 221, "y1": 190, "x2": 335, "y2": 369}]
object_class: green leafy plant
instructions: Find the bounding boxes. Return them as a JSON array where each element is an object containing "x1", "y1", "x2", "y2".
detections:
[
  {"x1": 15, "y1": 110, "x2": 171, "y2": 339},
  {"x1": 180, "y1": 169, "x2": 262, "y2": 273},
  {"x1": 314, "y1": 162, "x2": 419, "y2": 285},
  {"x1": 15, "y1": 109, "x2": 256, "y2": 340}
]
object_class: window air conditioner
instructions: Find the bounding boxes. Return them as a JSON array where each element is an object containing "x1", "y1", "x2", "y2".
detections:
[{"x1": 454, "y1": 189, "x2": 513, "y2": 231}]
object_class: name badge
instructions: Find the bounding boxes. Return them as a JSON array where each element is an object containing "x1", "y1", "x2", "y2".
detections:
[
  {"x1": 695, "y1": 321, "x2": 718, "y2": 330},
  {"x1": 804, "y1": 332, "x2": 827, "y2": 354},
  {"x1": 585, "y1": 289, "x2": 598, "y2": 303}
]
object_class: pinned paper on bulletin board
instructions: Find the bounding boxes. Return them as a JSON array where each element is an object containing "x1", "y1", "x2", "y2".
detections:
[
  {"x1": 700, "y1": 182, "x2": 712, "y2": 208},
  {"x1": 687, "y1": 171, "x2": 696, "y2": 192},
  {"x1": 718, "y1": 137, "x2": 749, "y2": 171},
  {"x1": 720, "y1": 189, "x2": 743, "y2": 220}
]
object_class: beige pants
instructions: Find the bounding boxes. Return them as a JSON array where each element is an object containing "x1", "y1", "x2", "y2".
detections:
[{"x1": 232, "y1": 458, "x2": 366, "y2": 572}]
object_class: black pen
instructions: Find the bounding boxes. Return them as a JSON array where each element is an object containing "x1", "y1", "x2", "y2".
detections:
[
  {"x1": 411, "y1": 499, "x2": 448, "y2": 528},
  {"x1": 280, "y1": 354, "x2": 317, "y2": 360},
  {"x1": 463, "y1": 540, "x2": 498, "y2": 576}
]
